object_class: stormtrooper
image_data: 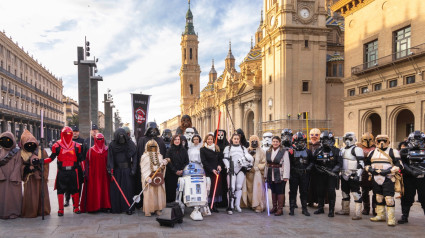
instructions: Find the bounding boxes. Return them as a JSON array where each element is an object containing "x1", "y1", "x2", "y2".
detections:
[
  {"x1": 223, "y1": 134, "x2": 254, "y2": 215},
  {"x1": 336, "y1": 132, "x2": 365, "y2": 220},
  {"x1": 281, "y1": 129, "x2": 293, "y2": 149},
  {"x1": 176, "y1": 162, "x2": 211, "y2": 220},
  {"x1": 182, "y1": 128, "x2": 196, "y2": 150},
  {"x1": 261, "y1": 132, "x2": 273, "y2": 152}
]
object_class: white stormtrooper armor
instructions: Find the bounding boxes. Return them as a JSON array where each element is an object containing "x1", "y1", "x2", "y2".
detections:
[
  {"x1": 370, "y1": 148, "x2": 401, "y2": 185},
  {"x1": 176, "y1": 163, "x2": 211, "y2": 220},
  {"x1": 261, "y1": 132, "x2": 273, "y2": 152},
  {"x1": 223, "y1": 145, "x2": 254, "y2": 214},
  {"x1": 341, "y1": 132, "x2": 365, "y2": 181}
]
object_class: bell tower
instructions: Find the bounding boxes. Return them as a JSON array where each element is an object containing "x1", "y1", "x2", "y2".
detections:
[{"x1": 180, "y1": 1, "x2": 201, "y2": 115}]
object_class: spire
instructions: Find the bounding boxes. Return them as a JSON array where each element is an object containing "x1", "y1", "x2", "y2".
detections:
[
  {"x1": 209, "y1": 59, "x2": 217, "y2": 74},
  {"x1": 184, "y1": 0, "x2": 196, "y2": 35},
  {"x1": 257, "y1": 9, "x2": 263, "y2": 32},
  {"x1": 251, "y1": 36, "x2": 253, "y2": 49},
  {"x1": 226, "y1": 41, "x2": 235, "y2": 59}
]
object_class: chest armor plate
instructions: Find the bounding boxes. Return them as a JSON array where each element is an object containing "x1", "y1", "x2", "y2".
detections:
[
  {"x1": 342, "y1": 147, "x2": 358, "y2": 171},
  {"x1": 371, "y1": 149, "x2": 393, "y2": 184},
  {"x1": 316, "y1": 150, "x2": 334, "y2": 165},
  {"x1": 58, "y1": 146, "x2": 77, "y2": 163},
  {"x1": 294, "y1": 150, "x2": 308, "y2": 165}
]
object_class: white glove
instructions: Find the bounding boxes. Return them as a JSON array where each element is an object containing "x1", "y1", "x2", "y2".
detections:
[{"x1": 161, "y1": 160, "x2": 168, "y2": 166}]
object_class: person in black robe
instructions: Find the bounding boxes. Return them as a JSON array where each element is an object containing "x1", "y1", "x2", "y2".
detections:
[
  {"x1": 214, "y1": 129, "x2": 229, "y2": 208},
  {"x1": 201, "y1": 134, "x2": 223, "y2": 212},
  {"x1": 135, "y1": 122, "x2": 166, "y2": 209},
  {"x1": 107, "y1": 128, "x2": 137, "y2": 214},
  {"x1": 164, "y1": 135, "x2": 189, "y2": 203}
]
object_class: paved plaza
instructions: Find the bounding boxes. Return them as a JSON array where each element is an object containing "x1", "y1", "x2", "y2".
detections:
[{"x1": 0, "y1": 151, "x2": 424, "y2": 238}]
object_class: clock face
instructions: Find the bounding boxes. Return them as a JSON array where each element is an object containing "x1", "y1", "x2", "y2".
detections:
[{"x1": 300, "y1": 8, "x2": 310, "y2": 19}]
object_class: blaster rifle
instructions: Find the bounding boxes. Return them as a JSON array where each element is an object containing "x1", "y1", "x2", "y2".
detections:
[
  {"x1": 410, "y1": 163, "x2": 425, "y2": 175},
  {"x1": 315, "y1": 164, "x2": 338, "y2": 177},
  {"x1": 228, "y1": 157, "x2": 235, "y2": 201}
]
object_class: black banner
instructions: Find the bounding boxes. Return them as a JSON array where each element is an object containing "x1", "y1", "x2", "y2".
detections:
[{"x1": 131, "y1": 93, "x2": 150, "y2": 142}]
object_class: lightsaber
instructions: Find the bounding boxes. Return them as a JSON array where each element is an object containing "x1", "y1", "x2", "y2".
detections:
[
  {"x1": 210, "y1": 173, "x2": 219, "y2": 209},
  {"x1": 111, "y1": 175, "x2": 131, "y2": 207},
  {"x1": 265, "y1": 181, "x2": 270, "y2": 216}
]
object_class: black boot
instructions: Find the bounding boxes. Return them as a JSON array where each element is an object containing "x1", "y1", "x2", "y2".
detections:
[
  {"x1": 289, "y1": 200, "x2": 295, "y2": 216},
  {"x1": 314, "y1": 201, "x2": 324, "y2": 215},
  {"x1": 397, "y1": 206, "x2": 410, "y2": 224},
  {"x1": 64, "y1": 192, "x2": 70, "y2": 207},
  {"x1": 328, "y1": 200, "x2": 335, "y2": 217},
  {"x1": 301, "y1": 199, "x2": 310, "y2": 216}
]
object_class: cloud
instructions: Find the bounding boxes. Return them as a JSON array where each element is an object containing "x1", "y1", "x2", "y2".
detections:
[{"x1": 0, "y1": 0, "x2": 263, "y2": 131}]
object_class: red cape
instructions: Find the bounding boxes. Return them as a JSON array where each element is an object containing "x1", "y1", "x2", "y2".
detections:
[{"x1": 80, "y1": 147, "x2": 111, "y2": 212}]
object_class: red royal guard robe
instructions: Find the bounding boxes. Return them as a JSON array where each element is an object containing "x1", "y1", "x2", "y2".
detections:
[{"x1": 80, "y1": 133, "x2": 111, "y2": 212}]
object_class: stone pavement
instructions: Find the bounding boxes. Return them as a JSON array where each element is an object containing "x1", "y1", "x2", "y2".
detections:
[{"x1": 0, "y1": 150, "x2": 424, "y2": 237}]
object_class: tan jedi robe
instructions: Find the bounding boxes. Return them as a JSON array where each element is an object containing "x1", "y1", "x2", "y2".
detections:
[
  {"x1": 0, "y1": 132, "x2": 22, "y2": 219},
  {"x1": 140, "y1": 142, "x2": 166, "y2": 215},
  {"x1": 20, "y1": 129, "x2": 50, "y2": 218},
  {"x1": 241, "y1": 146, "x2": 266, "y2": 212}
]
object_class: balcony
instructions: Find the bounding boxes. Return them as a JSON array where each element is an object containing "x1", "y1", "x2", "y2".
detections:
[
  {"x1": 1, "y1": 85, "x2": 6, "y2": 92},
  {"x1": 8, "y1": 88, "x2": 14, "y2": 94},
  {"x1": 16, "y1": 92, "x2": 21, "y2": 98},
  {"x1": 351, "y1": 43, "x2": 425, "y2": 75}
]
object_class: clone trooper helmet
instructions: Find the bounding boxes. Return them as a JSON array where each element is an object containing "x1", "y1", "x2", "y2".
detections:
[
  {"x1": 361, "y1": 132, "x2": 375, "y2": 148},
  {"x1": 320, "y1": 131, "x2": 335, "y2": 148},
  {"x1": 184, "y1": 128, "x2": 195, "y2": 142},
  {"x1": 407, "y1": 130, "x2": 425, "y2": 149},
  {"x1": 293, "y1": 132, "x2": 307, "y2": 150},
  {"x1": 343, "y1": 132, "x2": 357, "y2": 148},
  {"x1": 375, "y1": 135, "x2": 390, "y2": 150},
  {"x1": 281, "y1": 129, "x2": 293, "y2": 147},
  {"x1": 262, "y1": 132, "x2": 273, "y2": 147}
]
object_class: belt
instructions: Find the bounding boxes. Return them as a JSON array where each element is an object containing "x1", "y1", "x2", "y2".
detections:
[
  {"x1": 117, "y1": 162, "x2": 130, "y2": 169},
  {"x1": 268, "y1": 163, "x2": 282, "y2": 168},
  {"x1": 59, "y1": 166, "x2": 76, "y2": 171}
]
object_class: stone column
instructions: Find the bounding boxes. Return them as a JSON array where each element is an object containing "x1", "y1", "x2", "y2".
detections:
[
  {"x1": 18, "y1": 122, "x2": 23, "y2": 141},
  {"x1": 77, "y1": 47, "x2": 92, "y2": 139},
  {"x1": 253, "y1": 99, "x2": 261, "y2": 136},
  {"x1": 0, "y1": 117, "x2": 6, "y2": 133},
  {"x1": 10, "y1": 119, "x2": 16, "y2": 138}
]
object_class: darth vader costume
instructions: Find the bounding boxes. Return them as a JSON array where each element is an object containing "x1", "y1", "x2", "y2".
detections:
[{"x1": 107, "y1": 128, "x2": 137, "y2": 214}]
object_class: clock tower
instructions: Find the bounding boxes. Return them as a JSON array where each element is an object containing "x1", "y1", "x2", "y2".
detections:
[
  {"x1": 180, "y1": 1, "x2": 201, "y2": 115},
  {"x1": 261, "y1": 0, "x2": 328, "y2": 128}
]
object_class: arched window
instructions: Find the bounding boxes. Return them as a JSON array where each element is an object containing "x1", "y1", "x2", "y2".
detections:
[
  {"x1": 189, "y1": 84, "x2": 193, "y2": 95},
  {"x1": 190, "y1": 48, "x2": 193, "y2": 60},
  {"x1": 184, "y1": 48, "x2": 186, "y2": 60}
]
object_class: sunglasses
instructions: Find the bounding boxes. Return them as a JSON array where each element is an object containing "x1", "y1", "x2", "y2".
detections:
[
  {"x1": 310, "y1": 134, "x2": 319, "y2": 137},
  {"x1": 377, "y1": 139, "x2": 387, "y2": 143}
]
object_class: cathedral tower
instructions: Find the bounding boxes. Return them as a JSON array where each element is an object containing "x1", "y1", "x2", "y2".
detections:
[{"x1": 180, "y1": 1, "x2": 201, "y2": 115}]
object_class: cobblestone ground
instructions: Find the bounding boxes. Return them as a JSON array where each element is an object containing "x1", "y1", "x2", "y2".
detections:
[{"x1": 0, "y1": 149, "x2": 424, "y2": 237}]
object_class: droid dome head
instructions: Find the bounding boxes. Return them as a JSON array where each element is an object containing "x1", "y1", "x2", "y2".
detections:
[{"x1": 183, "y1": 162, "x2": 205, "y2": 176}]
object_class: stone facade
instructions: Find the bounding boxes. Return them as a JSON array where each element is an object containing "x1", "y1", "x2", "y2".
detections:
[
  {"x1": 62, "y1": 96, "x2": 79, "y2": 126},
  {"x1": 162, "y1": 0, "x2": 345, "y2": 138},
  {"x1": 0, "y1": 31, "x2": 64, "y2": 142},
  {"x1": 332, "y1": 0, "x2": 425, "y2": 146}
]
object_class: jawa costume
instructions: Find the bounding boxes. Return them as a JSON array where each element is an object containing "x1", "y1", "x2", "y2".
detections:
[
  {"x1": 365, "y1": 135, "x2": 402, "y2": 226},
  {"x1": 214, "y1": 129, "x2": 229, "y2": 208},
  {"x1": 0, "y1": 132, "x2": 22, "y2": 219},
  {"x1": 45, "y1": 126, "x2": 83, "y2": 216},
  {"x1": 20, "y1": 129, "x2": 51, "y2": 218},
  {"x1": 398, "y1": 131, "x2": 425, "y2": 224},
  {"x1": 358, "y1": 132, "x2": 376, "y2": 216},
  {"x1": 289, "y1": 132, "x2": 314, "y2": 216},
  {"x1": 140, "y1": 139, "x2": 167, "y2": 216},
  {"x1": 336, "y1": 132, "x2": 365, "y2": 220},
  {"x1": 241, "y1": 135, "x2": 266, "y2": 212},
  {"x1": 107, "y1": 128, "x2": 138, "y2": 214},
  {"x1": 80, "y1": 133, "x2": 111, "y2": 213}
]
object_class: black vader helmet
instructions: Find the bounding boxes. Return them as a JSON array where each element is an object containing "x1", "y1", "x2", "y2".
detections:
[{"x1": 145, "y1": 122, "x2": 160, "y2": 138}]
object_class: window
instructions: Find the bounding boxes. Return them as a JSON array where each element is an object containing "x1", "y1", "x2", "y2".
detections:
[
  {"x1": 394, "y1": 26, "x2": 411, "y2": 59},
  {"x1": 365, "y1": 40, "x2": 378, "y2": 68},
  {"x1": 389, "y1": 79, "x2": 397, "y2": 88},
  {"x1": 338, "y1": 64, "x2": 344, "y2": 77},
  {"x1": 189, "y1": 84, "x2": 193, "y2": 95},
  {"x1": 360, "y1": 86, "x2": 368, "y2": 94},
  {"x1": 269, "y1": 75, "x2": 272, "y2": 83},
  {"x1": 348, "y1": 89, "x2": 355, "y2": 96},
  {"x1": 332, "y1": 64, "x2": 337, "y2": 76},
  {"x1": 190, "y1": 48, "x2": 192, "y2": 60},
  {"x1": 269, "y1": 114, "x2": 272, "y2": 121},
  {"x1": 302, "y1": 81, "x2": 309, "y2": 92},
  {"x1": 374, "y1": 83, "x2": 382, "y2": 91},
  {"x1": 305, "y1": 40, "x2": 309, "y2": 48},
  {"x1": 406, "y1": 75, "x2": 415, "y2": 84}
]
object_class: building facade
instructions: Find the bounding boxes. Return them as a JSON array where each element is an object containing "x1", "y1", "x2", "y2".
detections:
[
  {"x1": 62, "y1": 96, "x2": 79, "y2": 126},
  {"x1": 162, "y1": 0, "x2": 345, "y2": 138},
  {"x1": 0, "y1": 31, "x2": 64, "y2": 142},
  {"x1": 332, "y1": 0, "x2": 425, "y2": 146}
]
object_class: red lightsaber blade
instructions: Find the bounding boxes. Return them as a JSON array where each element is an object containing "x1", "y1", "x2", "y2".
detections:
[
  {"x1": 210, "y1": 173, "x2": 219, "y2": 209},
  {"x1": 111, "y1": 175, "x2": 131, "y2": 207}
]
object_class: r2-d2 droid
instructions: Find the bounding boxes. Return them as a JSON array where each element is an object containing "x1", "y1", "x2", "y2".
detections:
[{"x1": 176, "y1": 163, "x2": 211, "y2": 221}]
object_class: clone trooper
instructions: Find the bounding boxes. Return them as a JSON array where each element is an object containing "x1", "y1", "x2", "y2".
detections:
[
  {"x1": 365, "y1": 135, "x2": 402, "y2": 226},
  {"x1": 176, "y1": 163, "x2": 211, "y2": 220},
  {"x1": 261, "y1": 132, "x2": 273, "y2": 152},
  {"x1": 223, "y1": 134, "x2": 254, "y2": 214},
  {"x1": 336, "y1": 132, "x2": 365, "y2": 220},
  {"x1": 281, "y1": 129, "x2": 293, "y2": 149}
]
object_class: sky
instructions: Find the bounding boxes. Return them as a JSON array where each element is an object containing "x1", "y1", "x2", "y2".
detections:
[{"x1": 0, "y1": 0, "x2": 263, "y2": 128}]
